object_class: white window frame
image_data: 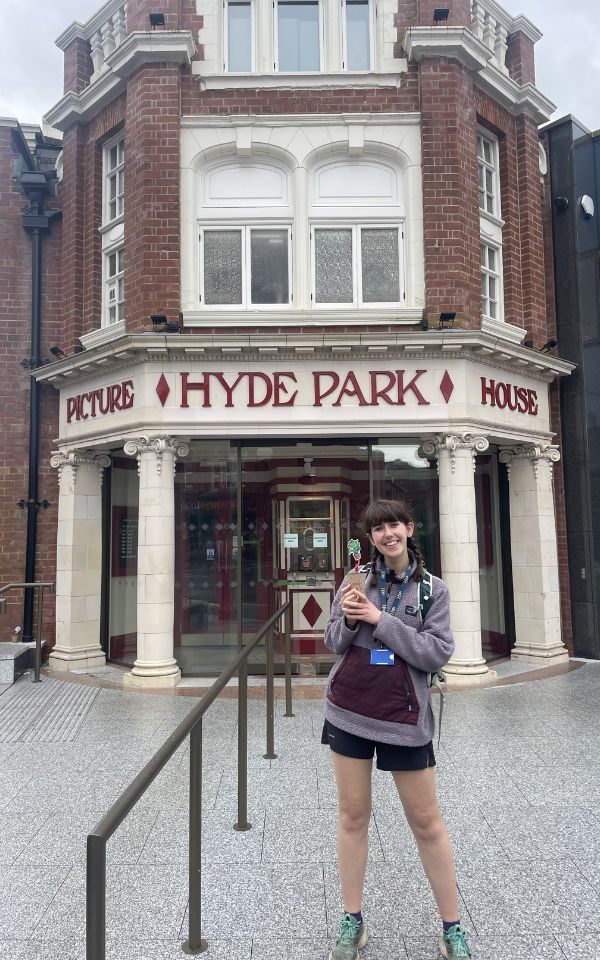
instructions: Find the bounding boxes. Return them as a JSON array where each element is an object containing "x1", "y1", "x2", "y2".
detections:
[
  {"x1": 274, "y1": 0, "x2": 324, "y2": 72},
  {"x1": 102, "y1": 134, "x2": 125, "y2": 226},
  {"x1": 477, "y1": 130, "x2": 500, "y2": 220},
  {"x1": 341, "y1": 0, "x2": 375, "y2": 72},
  {"x1": 199, "y1": 224, "x2": 293, "y2": 309},
  {"x1": 310, "y1": 222, "x2": 404, "y2": 308},
  {"x1": 223, "y1": 0, "x2": 255, "y2": 71},
  {"x1": 480, "y1": 240, "x2": 502, "y2": 322},
  {"x1": 103, "y1": 242, "x2": 125, "y2": 326}
]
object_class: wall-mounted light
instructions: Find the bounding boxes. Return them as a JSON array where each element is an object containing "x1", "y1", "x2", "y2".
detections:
[
  {"x1": 439, "y1": 311, "x2": 456, "y2": 329},
  {"x1": 540, "y1": 339, "x2": 558, "y2": 354},
  {"x1": 151, "y1": 314, "x2": 181, "y2": 332},
  {"x1": 580, "y1": 195, "x2": 595, "y2": 219},
  {"x1": 149, "y1": 12, "x2": 166, "y2": 28},
  {"x1": 49, "y1": 345, "x2": 67, "y2": 359},
  {"x1": 433, "y1": 8, "x2": 450, "y2": 25}
]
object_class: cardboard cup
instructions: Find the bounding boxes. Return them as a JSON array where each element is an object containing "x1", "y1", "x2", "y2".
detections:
[{"x1": 345, "y1": 570, "x2": 367, "y2": 593}]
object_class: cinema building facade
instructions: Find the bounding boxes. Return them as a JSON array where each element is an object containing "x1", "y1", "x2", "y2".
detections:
[{"x1": 30, "y1": 0, "x2": 573, "y2": 685}]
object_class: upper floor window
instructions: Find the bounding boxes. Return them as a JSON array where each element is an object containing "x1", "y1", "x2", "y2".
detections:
[
  {"x1": 480, "y1": 242, "x2": 501, "y2": 321},
  {"x1": 343, "y1": 0, "x2": 372, "y2": 71},
  {"x1": 225, "y1": 1, "x2": 253, "y2": 71},
  {"x1": 477, "y1": 132, "x2": 499, "y2": 218},
  {"x1": 276, "y1": 1, "x2": 321, "y2": 71},
  {"x1": 312, "y1": 225, "x2": 401, "y2": 306},
  {"x1": 201, "y1": 226, "x2": 291, "y2": 306},
  {"x1": 105, "y1": 245, "x2": 125, "y2": 325},
  {"x1": 104, "y1": 136, "x2": 124, "y2": 224}
]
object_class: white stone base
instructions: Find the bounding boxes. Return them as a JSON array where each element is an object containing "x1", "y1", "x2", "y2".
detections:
[
  {"x1": 123, "y1": 660, "x2": 181, "y2": 690},
  {"x1": 442, "y1": 669, "x2": 498, "y2": 689},
  {"x1": 48, "y1": 648, "x2": 106, "y2": 671},
  {"x1": 443, "y1": 657, "x2": 490, "y2": 677},
  {"x1": 511, "y1": 644, "x2": 569, "y2": 665}
]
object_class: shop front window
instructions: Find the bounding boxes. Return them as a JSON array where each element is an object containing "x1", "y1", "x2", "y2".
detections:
[{"x1": 108, "y1": 458, "x2": 138, "y2": 665}]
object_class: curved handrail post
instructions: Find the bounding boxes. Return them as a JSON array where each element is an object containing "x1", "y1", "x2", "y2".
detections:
[
  {"x1": 264, "y1": 626, "x2": 276, "y2": 759},
  {"x1": 183, "y1": 718, "x2": 208, "y2": 954},
  {"x1": 86, "y1": 834, "x2": 106, "y2": 960},
  {"x1": 284, "y1": 606, "x2": 294, "y2": 718}
]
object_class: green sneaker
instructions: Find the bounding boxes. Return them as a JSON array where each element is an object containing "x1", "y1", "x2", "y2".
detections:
[
  {"x1": 439, "y1": 924, "x2": 472, "y2": 958},
  {"x1": 328, "y1": 913, "x2": 368, "y2": 960}
]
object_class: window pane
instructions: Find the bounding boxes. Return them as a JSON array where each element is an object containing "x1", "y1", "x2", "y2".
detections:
[
  {"x1": 278, "y1": 2, "x2": 320, "y2": 71},
  {"x1": 228, "y1": 2, "x2": 252, "y2": 71},
  {"x1": 203, "y1": 231, "x2": 243, "y2": 305},
  {"x1": 361, "y1": 228, "x2": 400, "y2": 302},
  {"x1": 109, "y1": 145, "x2": 118, "y2": 170},
  {"x1": 488, "y1": 248, "x2": 496, "y2": 272},
  {"x1": 315, "y1": 229, "x2": 353, "y2": 303},
  {"x1": 250, "y1": 230, "x2": 289, "y2": 304},
  {"x1": 345, "y1": 0, "x2": 370, "y2": 70}
]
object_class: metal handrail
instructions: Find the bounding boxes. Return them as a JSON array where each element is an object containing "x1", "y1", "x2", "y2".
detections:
[
  {"x1": 0, "y1": 581, "x2": 55, "y2": 682},
  {"x1": 86, "y1": 600, "x2": 291, "y2": 959}
]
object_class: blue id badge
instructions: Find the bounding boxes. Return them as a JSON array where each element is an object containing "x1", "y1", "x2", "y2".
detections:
[{"x1": 370, "y1": 647, "x2": 394, "y2": 666}]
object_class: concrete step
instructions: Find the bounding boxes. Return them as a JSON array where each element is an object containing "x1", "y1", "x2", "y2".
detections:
[{"x1": 0, "y1": 641, "x2": 44, "y2": 684}]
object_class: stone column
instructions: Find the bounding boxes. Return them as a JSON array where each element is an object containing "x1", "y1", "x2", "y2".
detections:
[
  {"x1": 499, "y1": 444, "x2": 568, "y2": 663},
  {"x1": 123, "y1": 436, "x2": 189, "y2": 688},
  {"x1": 422, "y1": 433, "x2": 491, "y2": 681},
  {"x1": 49, "y1": 450, "x2": 110, "y2": 671}
]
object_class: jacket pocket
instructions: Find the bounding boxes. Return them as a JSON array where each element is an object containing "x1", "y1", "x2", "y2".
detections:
[{"x1": 328, "y1": 646, "x2": 419, "y2": 726}]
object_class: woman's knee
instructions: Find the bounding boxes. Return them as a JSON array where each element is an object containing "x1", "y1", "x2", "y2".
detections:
[
  {"x1": 408, "y1": 808, "x2": 446, "y2": 845},
  {"x1": 338, "y1": 804, "x2": 371, "y2": 834}
]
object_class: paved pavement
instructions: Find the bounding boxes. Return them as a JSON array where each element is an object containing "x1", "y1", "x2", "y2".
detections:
[{"x1": 1, "y1": 663, "x2": 600, "y2": 959}]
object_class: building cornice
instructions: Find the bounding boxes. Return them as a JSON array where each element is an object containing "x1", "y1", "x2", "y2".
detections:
[
  {"x1": 180, "y1": 112, "x2": 420, "y2": 128},
  {"x1": 55, "y1": 0, "x2": 128, "y2": 49},
  {"x1": 403, "y1": 25, "x2": 555, "y2": 123},
  {"x1": 33, "y1": 330, "x2": 575, "y2": 389},
  {"x1": 44, "y1": 31, "x2": 196, "y2": 132}
]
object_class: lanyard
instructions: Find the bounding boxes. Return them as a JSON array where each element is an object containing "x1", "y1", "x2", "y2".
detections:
[{"x1": 378, "y1": 569, "x2": 410, "y2": 619}]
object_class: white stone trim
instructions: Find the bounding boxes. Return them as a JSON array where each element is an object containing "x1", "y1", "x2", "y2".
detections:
[
  {"x1": 499, "y1": 442, "x2": 560, "y2": 481},
  {"x1": 56, "y1": 0, "x2": 127, "y2": 49},
  {"x1": 422, "y1": 433, "x2": 489, "y2": 474},
  {"x1": 124, "y1": 435, "x2": 190, "y2": 475},
  {"x1": 403, "y1": 26, "x2": 493, "y2": 71},
  {"x1": 45, "y1": 31, "x2": 196, "y2": 131},
  {"x1": 480, "y1": 316, "x2": 525, "y2": 345},
  {"x1": 194, "y1": 69, "x2": 408, "y2": 89},
  {"x1": 181, "y1": 112, "x2": 421, "y2": 128},
  {"x1": 50, "y1": 449, "x2": 111, "y2": 485},
  {"x1": 80, "y1": 320, "x2": 127, "y2": 350}
]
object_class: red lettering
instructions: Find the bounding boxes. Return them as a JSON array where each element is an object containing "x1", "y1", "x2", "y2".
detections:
[
  {"x1": 79, "y1": 393, "x2": 90, "y2": 420},
  {"x1": 211, "y1": 373, "x2": 245, "y2": 408},
  {"x1": 527, "y1": 389, "x2": 538, "y2": 415},
  {"x1": 181, "y1": 372, "x2": 211, "y2": 408},
  {"x1": 397, "y1": 370, "x2": 429, "y2": 406},
  {"x1": 515, "y1": 386, "x2": 528, "y2": 413},
  {"x1": 66, "y1": 397, "x2": 76, "y2": 423},
  {"x1": 506, "y1": 385, "x2": 518, "y2": 412},
  {"x1": 109, "y1": 384, "x2": 122, "y2": 411},
  {"x1": 89, "y1": 391, "x2": 98, "y2": 417},
  {"x1": 313, "y1": 371, "x2": 339, "y2": 407},
  {"x1": 333, "y1": 372, "x2": 368, "y2": 407},
  {"x1": 273, "y1": 372, "x2": 298, "y2": 407},
  {"x1": 369, "y1": 371, "x2": 396, "y2": 406},
  {"x1": 122, "y1": 380, "x2": 134, "y2": 409},
  {"x1": 98, "y1": 389, "x2": 110, "y2": 415},
  {"x1": 481, "y1": 377, "x2": 496, "y2": 406},
  {"x1": 247, "y1": 372, "x2": 273, "y2": 407},
  {"x1": 495, "y1": 382, "x2": 508, "y2": 409}
]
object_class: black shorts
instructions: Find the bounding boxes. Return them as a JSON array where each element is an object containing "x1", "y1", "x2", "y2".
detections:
[{"x1": 321, "y1": 720, "x2": 435, "y2": 772}]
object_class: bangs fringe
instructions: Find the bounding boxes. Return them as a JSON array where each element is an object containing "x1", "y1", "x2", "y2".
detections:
[{"x1": 358, "y1": 499, "x2": 412, "y2": 535}]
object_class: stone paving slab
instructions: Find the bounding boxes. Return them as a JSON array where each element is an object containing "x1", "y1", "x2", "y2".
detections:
[{"x1": 0, "y1": 665, "x2": 599, "y2": 958}]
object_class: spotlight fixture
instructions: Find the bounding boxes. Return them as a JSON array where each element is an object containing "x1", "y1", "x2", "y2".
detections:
[
  {"x1": 439, "y1": 311, "x2": 456, "y2": 329},
  {"x1": 554, "y1": 196, "x2": 569, "y2": 211},
  {"x1": 540, "y1": 339, "x2": 558, "y2": 353},
  {"x1": 49, "y1": 345, "x2": 67, "y2": 359},
  {"x1": 523, "y1": 339, "x2": 534, "y2": 349},
  {"x1": 151, "y1": 314, "x2": 180, "y2": 332},
  {"x1": 433, "y1": 7, "x2": 449, "y2": 25},
  {"x1": 149, "y1": 12, "x2": 165, "y2": 28},
  {"x1": 73, "y1": 342, "x2": 85, "y2": 354}
]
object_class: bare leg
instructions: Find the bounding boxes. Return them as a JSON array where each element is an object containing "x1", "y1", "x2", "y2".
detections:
[
  {"x1": 392, "y1": 767, "x2": 459, "y2": 922},
  {"x1": 331, "y1": 752, "x2": 373, "y2": 913}
]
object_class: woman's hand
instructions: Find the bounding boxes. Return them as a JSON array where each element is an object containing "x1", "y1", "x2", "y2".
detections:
[{"x1": 340, "y1": 585, "x2": 381, "y2": 627}]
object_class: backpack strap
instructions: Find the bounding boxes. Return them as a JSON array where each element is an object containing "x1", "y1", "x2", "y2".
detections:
[{"x1": 418, "y1": 570, "x2": 446, "y2": 746}]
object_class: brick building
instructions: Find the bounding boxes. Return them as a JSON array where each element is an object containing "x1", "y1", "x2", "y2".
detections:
[{"x1": 7, "y1": 0, "x2": 574, "y2": 684}]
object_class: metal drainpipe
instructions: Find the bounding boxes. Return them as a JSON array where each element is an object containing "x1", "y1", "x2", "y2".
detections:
[{"x1": 19, "y1": 171, "x2": 61, "y2": 642}]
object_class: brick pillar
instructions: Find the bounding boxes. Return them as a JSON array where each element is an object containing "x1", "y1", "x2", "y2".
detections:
[
  {"x1": 516, "y1": 114, "x2": 546, "y2": 345},
  {"x1": 63, "y1": 37, "x2": 93, "y2": 95},
  {"x1": 420, "y1": 61, "x2": 481, "y2": 329},
  {"x1": 505, "y1": 30, "x2": 536, "y2": 86},
  {"x1": 124, "y1": 65, "x2": 182, "y2": 331},
  {"x1": 123, "y1": 436, "x2": 189, "y2": 688},
  {"x1": 422, "y1": 434, "x2": 491, "y2": 680},
  {"x1": 499, "y1": 444, "x2": 569, "y2": 664},
  {"x1": 49, "y1": 451, "x2": 110, "y2": 671}
]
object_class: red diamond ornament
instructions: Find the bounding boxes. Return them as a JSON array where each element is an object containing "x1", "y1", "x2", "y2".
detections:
[
  {"x1": 301, "y1": 594, "x2": 323, "y2": 628},
  {"x1": 156, "y1": 374, "x2": 170, "y2": 407},
  {"x1": 440, "y1": 371, "x2": 454, "y2": 404}
]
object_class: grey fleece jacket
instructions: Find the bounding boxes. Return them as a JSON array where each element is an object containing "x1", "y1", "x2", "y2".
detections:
[{"x1": 323, "y1": 569, "x2": 454, "y2": 746}]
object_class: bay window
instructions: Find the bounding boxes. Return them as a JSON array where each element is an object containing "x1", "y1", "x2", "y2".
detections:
[
  {"x1": 313, "y1": 225, "x2": 402, "y2": 306},
  {"x1": 343, "y1": 0, "x2": 372, "y2": 71},
  {"x1": 276, "y1": 1, "x2": 321, "y2": 72},
  {"x1": 225, "y1": 1, "x2": 253, "y2": 71},
  {"x1": 201, "y1": 226, "x2": 291, "y2": 306},
  {"x1": 105, "y1": 246, "x2": 125, "y2": 325},
  {"x1": 480, "y1": 242, "x2": 501, "y2": 320}
]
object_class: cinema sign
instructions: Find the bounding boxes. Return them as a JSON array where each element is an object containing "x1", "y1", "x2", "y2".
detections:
[{"x1": 65, "y1": 368, "x2": 540, "y2": 424}]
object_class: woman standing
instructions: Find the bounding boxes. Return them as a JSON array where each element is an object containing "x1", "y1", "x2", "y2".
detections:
[{"x1": 322, "y1": 499, "x2": 471, "y2": 959}]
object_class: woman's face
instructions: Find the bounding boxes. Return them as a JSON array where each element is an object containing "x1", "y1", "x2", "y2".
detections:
[{"x1": 368, "y1": 518, "x2": 414, "y2": 567}]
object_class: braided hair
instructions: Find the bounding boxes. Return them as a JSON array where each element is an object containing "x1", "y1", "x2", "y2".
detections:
[{"x1": 357, "y1": 498, "x2": 425, "y2": 585}]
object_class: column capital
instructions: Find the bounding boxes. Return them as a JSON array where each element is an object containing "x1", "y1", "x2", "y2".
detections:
[
  {"x1": 421, "y1": 433, "x2": 489, "y2": 473},
  {"x1": 50, "y1": 449, "x2": 111, "y2": 486},
  {"x1": 499, "y1": 443, "x2": 560, "y2": 481},
  {"x1": 123, "y1": 435, "x2": 190, "y2": 476}
]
